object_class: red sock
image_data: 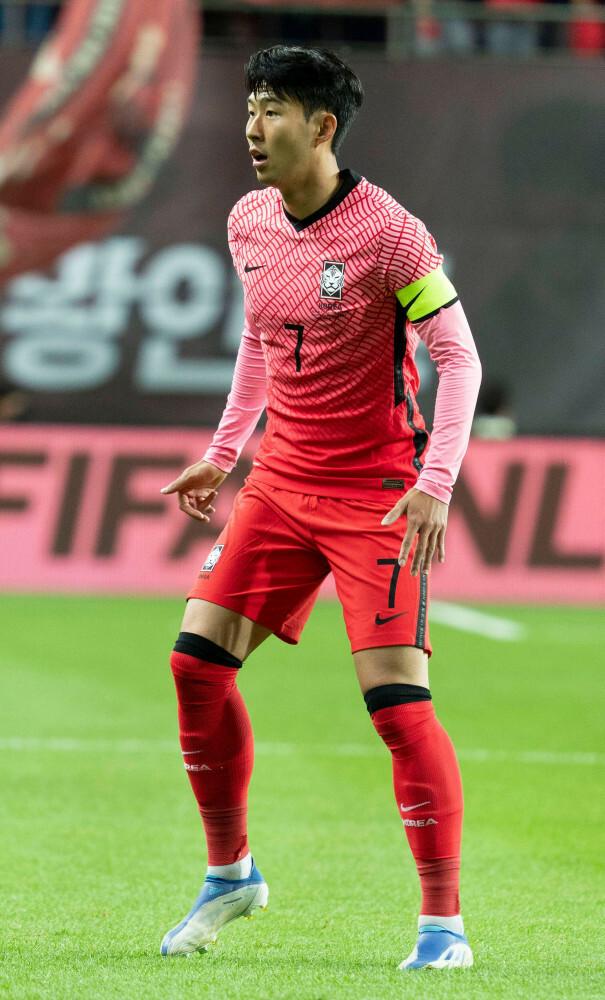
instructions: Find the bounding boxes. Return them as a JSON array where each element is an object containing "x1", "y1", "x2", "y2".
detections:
[
  {"x1": 371, "y1": 699, "x2": 463, "y2": 916},
  {"x1": 170, "y1": 647, "x2": 253, "y2": 865}
]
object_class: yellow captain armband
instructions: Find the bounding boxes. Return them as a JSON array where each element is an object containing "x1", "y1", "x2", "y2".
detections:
[{"x1": 395, "y1": 266, "x2": 458, "y2": 323}]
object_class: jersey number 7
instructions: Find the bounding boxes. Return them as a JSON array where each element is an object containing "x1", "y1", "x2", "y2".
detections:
[{"x1": 284, "y1": 324, "x2": 305, "y2": 372}]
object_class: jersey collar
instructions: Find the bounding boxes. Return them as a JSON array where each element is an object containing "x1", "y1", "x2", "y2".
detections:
[{"x1": 282, "y1": 169, "x2": 362, "y2": 233}]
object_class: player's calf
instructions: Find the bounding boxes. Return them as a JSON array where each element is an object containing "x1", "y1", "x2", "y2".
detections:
[
  {"x1": 364, "y1": 682, "x2": 472, "y2": 969},
  {"x1": 170, "y1": 631, "x2": 254, "y2": 864}
]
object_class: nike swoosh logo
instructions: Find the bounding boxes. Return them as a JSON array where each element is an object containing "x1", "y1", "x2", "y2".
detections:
[
  {"x1": 244, "y1": 263, "x2": 264, "y2": 272},
  {"x1": 400, "y1": 286, "x2": 424, "y2": 318},
  {"x1": 400, "y1": 801, "x2": 431, "y2": 812},
  {"x1": 375, "y1": 612, "x2": 408, "y2": 625}
]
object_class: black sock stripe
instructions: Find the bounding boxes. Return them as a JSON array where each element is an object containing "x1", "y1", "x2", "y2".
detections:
[
  {"x1": 173, "y1": 632, "x2": 242, "y2": 669},
  {"x1": 364, "y1": 683, "x2": 431, "y2": 715}
]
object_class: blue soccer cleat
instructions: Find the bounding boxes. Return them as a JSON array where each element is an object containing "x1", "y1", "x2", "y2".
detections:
[
  {"x1": 160, "y1": 859, "x2": 269, "y2": 956},
  {"x1": 398, "y1": 925, "x2": 474, "y2": 970}
]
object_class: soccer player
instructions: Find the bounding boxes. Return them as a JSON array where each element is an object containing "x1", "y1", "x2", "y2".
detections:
[{"x1": 160, "y1": 45, "x2": 482, "y2": 970}]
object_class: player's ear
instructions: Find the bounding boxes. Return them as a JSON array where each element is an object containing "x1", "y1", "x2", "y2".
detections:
[{"x1": 315, "y1": 112, "x2": 337, "y2": 149}]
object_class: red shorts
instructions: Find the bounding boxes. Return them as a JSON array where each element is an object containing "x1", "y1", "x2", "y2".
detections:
[{"x1": 187, "y1": 480, "x2": 431, "y2": 655}]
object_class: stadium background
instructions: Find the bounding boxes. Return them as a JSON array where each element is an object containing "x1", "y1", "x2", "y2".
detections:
[{"x1": 0, "y1": 3, "x2": 603, "y2": 999}]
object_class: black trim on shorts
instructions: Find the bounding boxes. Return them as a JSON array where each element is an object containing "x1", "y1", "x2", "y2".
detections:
[
  {"x1": 173, "y1": 632, "x2": 242, "y2": 669},
  {"x1": 364, "y1": 683, "x2": 432, "y2": 716},
  {"x1": 415, "y1": 573, "x2": 428, "y2": 648}
]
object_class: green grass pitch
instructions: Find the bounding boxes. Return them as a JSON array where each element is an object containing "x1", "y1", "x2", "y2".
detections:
[{"x1": 0, "y1": 595, "x2": 603, "y2": 1000}]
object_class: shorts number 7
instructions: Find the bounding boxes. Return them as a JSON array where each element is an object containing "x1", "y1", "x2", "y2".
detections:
[
  {"x1": 377, "y1": 558, "x2": 401, "y2": 609},
  {"x1": 285, "y1": 324, "x2": 304, "y2": 372}
]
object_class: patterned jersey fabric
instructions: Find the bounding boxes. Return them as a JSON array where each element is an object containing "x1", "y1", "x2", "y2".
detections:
[{"x1": 228, "y1": 169, "x2": 444, "y2": 499}]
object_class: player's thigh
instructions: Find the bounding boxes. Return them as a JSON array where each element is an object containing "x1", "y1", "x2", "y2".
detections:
[
  {"x1": 182, "y1": 599, "x2": 271, "y2": 662},
  {"x1": 185, "y1": 483, "x2": 329, "y2": 657},
  {"x1": 314, "y1": 495, "x2": 432, "y2": 660},
  {"x1": 353, "y1": 644, "x2": 429, "y2": 695}
]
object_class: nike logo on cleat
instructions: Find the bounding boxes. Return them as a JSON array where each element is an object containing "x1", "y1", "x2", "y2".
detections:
[
  {"x1": 244, "y1": 263, "x2": 264, "y2": 272},
  {"x1": 375, "y1": 612, "x2": 408, "y2": 625}
]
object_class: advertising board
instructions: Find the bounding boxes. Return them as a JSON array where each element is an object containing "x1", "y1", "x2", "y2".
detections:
[{"x1": 1, "y1": 425, "x2": 602, "y2": 603}]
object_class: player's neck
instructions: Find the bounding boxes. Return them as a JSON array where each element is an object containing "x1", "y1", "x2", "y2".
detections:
[{"x1": 279, "y1": 162, "x2": 342, "y2": 222}]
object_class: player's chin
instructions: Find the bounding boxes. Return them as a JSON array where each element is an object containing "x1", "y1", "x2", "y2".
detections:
[
  {"x1": 253, "y1": 163, "x2": 274, "y2": 185},
  {"x1": 255, "y1": 159, "x2": 284, "y2": 184}
]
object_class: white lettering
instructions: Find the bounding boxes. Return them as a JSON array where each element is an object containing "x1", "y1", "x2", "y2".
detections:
[
  {"x1": 4, "y1": 336, "x2": 119, "y2": 390},
  {"x1": 0, "y1": 236, "x2": 236, "y2": 395},
  {"x1": 1, "y1": 238, "x2": 143, "y2": 389},
  {"x1": 139, "y1": 244, "x2": 225, "y2": 338},
  {"x1": 135, "y1": 342, "x2": 234, "y2": 392}
]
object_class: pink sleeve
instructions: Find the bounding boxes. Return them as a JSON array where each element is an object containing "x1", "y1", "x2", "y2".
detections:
[
  {"x1": 203, "y1": 311, "x2": 267, "y2": 473},
  {"x1": 413, "y1": 301, "x2": 482, "y2": 505}
]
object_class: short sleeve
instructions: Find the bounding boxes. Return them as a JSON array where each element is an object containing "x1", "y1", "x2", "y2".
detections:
[
  {"x1": 378, "y1": 207, "x2": 459, "y2": 323},
  {"x1": 378, "y1": 208, "x2": 443, "y2": 293}
]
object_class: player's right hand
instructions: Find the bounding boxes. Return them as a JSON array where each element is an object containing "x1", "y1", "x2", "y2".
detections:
[{"x1": 161, "y1": 461, "x2": 227, "y2": 522}]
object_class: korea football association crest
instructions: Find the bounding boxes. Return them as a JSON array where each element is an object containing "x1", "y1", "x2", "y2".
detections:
[
  {"x1": 201, "y1": 544, "x2": 224, "y2": 572},
  {"x1": 320, "y1": 260, "x2": 346, "y2": 300}
]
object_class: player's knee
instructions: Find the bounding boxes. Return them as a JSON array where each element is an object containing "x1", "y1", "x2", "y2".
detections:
[
  {"x1": 364, "y1": 683, "x2": 432, "y2": 717},
  {"x1": 365, "y1": 684, "x2": 435, "y2": 749},
  {"x1": 170, "y1": 631, "x2": 242, "y2": 680}
]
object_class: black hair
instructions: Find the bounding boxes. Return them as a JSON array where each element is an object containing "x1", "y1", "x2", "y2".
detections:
[{"x1": 244, "y1": 45, "x2": 363, "y2": 155}]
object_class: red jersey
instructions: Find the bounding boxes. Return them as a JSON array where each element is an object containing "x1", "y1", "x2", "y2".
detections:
[{"x1": 227, "y1": 169, "x2": 445, "y2": 500}]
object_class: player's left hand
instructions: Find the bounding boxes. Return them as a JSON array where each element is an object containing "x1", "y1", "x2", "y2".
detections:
[{"x1": 381, "y1": 487, "x2": 448, "y2": 576}]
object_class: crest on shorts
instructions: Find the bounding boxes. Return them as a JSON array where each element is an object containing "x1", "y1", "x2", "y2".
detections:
[
  {"x1": 202, "y1": 544, "x2": 224, "y2": 572},
  {"x1": 320, "y1": 260, "x2": 346, "y2": 300}
]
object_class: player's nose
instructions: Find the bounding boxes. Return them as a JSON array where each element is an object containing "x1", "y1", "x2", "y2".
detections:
[{"x1": 246, "y1": 113, "x2": 263, "y2": 140}]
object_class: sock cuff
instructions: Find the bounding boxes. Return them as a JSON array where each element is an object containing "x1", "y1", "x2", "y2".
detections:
[
  {"x1": 419, "y1": 914, "x2": 464, "y2": 935},
  {"x1": 173, "y1": 631, "x2": 242, "y2": 669},
  {"x1": 364, "y1": 683, "x2": 431, "y2": 715}
]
